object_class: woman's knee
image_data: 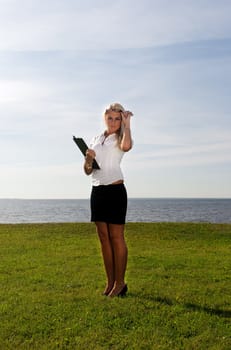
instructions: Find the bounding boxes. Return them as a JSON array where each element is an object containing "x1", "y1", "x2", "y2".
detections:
[
  {"x1": 109, "y1": 225, "x2": 126, "y2": 245},
  {"x1": 108, "y1": 224, "x2": 124, "y2": 237}
]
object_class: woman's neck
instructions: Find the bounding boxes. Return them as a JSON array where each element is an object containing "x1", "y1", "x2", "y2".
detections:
[{"x1": 104, "y1": 130, "x2": 114, "y2": 136}]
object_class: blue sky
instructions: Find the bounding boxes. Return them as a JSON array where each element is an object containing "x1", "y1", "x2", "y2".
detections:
[{"x1": 0, "y1": 0, "x2": 231, "y2": 198}]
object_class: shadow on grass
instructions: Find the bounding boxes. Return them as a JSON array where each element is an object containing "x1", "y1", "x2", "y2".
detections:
[
  {"x1": 184, "y1": 302, "x2": 231, "y2": 318},
  {"x1": 129, "y1": 293, "x2": 231, "y2": 318}
]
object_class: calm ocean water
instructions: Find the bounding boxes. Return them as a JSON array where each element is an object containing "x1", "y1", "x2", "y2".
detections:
[{"x1": 0, "y1": 198, "x2": 230, "y2": 224}]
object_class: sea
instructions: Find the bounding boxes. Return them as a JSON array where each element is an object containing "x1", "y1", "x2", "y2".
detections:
[{"x1": 0, "y1": 198, "x2": 230, "y2": 224}]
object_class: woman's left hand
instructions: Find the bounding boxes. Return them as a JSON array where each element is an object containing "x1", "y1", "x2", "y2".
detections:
[{"x1": 121, "y1": 111, "x2": 133, "y2": 127}]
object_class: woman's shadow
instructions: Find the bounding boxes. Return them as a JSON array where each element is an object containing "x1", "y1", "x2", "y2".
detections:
[{"x1": 128, "y1": 293, "x2": 231, "y2": 318}]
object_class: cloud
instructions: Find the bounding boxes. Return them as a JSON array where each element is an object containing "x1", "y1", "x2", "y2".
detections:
[
  {"x1": 0, "y1": 162, "x2": 90, "y2": 199},
  {"x1": 0, "y1": 0, "x2": 231, "y2": 50},
  {"x1": 127, "y1": 140, "x2": 231, "y2": 170},
  {"x1": 0, "y1": 79, "x2": 52, "y2": 103},
  {"x1": 1, "y1": 1, "x2": 231, "y2": 198}
]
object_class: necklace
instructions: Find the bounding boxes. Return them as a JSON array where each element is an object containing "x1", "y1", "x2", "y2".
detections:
[
  {"x1": 101, "y1": 134, "x2": 108, "y2": 145},
  {"x1": 101, "y1": 131, "x2": 110, "y2": 145}
]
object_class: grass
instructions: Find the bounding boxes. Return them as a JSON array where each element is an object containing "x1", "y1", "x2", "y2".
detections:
[{"x1": 0, "y1": 222, "x2": 230, "y2": 350}]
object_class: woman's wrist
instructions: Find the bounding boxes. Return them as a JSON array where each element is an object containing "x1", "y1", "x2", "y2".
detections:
[
  {"x1": 84, "y1": 157, "x2": 93, "y2": 170},
  {"x1": 85, "y1": 161, "x2": 92, "y2": 169}
]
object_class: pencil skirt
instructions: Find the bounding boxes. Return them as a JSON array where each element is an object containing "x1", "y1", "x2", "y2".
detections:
[{"x1": 90, "y1": 183, "x2": 127, "y2": 224}]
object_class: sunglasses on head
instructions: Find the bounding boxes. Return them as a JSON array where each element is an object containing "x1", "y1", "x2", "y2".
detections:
[
  {"x1": 105, "y1": 108, "x2": 123, "y2": 113},
  {"x1": 111, "y1": 108, "x2": 123, "y2": 112}
]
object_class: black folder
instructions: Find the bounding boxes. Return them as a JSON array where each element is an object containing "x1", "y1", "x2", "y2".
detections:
[{"x1": 73, "y1": 136, "x2": 100, "y2": 169}]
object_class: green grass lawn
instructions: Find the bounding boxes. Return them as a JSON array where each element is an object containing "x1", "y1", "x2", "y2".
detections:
[{"x1": 0, "y1": 222, "x2": 230, "y2": 349}]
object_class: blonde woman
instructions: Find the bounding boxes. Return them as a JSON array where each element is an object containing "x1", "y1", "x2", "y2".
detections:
[{"x1": 84, "y1": 103, "x2": 133, "y2": 297}]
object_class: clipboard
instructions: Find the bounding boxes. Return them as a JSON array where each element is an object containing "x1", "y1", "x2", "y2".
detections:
[{"x1": 73, "y1": 136, "x2": 100, "y2": 169}]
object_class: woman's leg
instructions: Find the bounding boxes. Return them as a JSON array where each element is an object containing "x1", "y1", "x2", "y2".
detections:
[
  {"x1": 95, "y1": 221, "x2": 115, "y2": 294},
  {"x1": 108, "y1": 224, "x2": 128, "y2": 296}
]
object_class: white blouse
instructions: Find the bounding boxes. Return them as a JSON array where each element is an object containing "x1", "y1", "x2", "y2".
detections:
[{"x1": 89, "y1": 133, "x2": 125, "y2": 186}]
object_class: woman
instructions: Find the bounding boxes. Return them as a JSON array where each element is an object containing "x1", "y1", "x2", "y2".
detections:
[{"x1": 84, "y1": 102, "x2": 133, "y2": 297}]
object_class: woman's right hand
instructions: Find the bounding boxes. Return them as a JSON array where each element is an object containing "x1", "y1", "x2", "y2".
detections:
[
  {"x1": 85, "y1": 149, "x2": 96, "y2": 163},
  {"x1": 84, "y1": 149, "x2": 96, "y2": 175}
]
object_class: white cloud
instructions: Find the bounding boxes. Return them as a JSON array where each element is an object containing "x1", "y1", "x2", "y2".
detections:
[
  {"x1": 0, "y1": 1, "x2": 231, "y2": 198},
  {"x1": 0, "y1": 163, "x2": 90, "y2": 199},
  {"x1": 0, "y1": 0, "x2": 231, "y2": 50},
  {"x1": 127, "y1": 140, "x2": 231, "y2": 170},
  {"x1": 0, "y1": 79, "x2": 52, "y2": 103}
]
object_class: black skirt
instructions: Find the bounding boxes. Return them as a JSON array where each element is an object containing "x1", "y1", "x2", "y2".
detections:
[{"x1": 90, "y1": 183, "x2": 127, "y2": 224}]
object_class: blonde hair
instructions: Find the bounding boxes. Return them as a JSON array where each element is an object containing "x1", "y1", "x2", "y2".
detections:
[
  {"x1": 104, "y1": 102, "x2": 125, "y2": 145},
  {"x1": 107, "y1": 102, "x2": 125, "y2": 113}
]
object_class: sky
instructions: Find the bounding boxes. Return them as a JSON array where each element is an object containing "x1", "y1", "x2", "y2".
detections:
[{"x1": 0, "y1": 0, "x2": 231, "y2": 199}]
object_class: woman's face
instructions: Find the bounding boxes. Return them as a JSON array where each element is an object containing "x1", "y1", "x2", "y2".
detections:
[{"x1": 105, "y1": 110, "x2": 122, "y2": 134}]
